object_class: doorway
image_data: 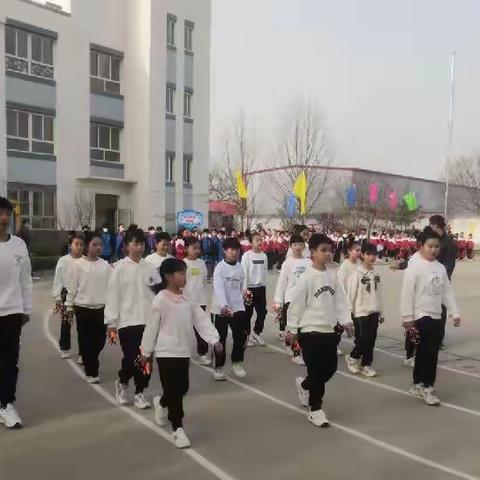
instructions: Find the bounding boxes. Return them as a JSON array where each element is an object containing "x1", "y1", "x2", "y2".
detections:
[{"x1": 95, "y1": 194, "x2": 118, "y2": 232}]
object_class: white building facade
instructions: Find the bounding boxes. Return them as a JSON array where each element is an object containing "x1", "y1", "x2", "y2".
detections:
[{"x1": 0, "y1": 0, "x2": 211, "y2": 233}]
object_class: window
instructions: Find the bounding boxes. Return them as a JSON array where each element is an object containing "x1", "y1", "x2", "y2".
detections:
[
  {"x1": 7, "y1": 188, "x2": 56, "y2": 229},
  {"x1": 184, "y1": 23, "x2": 193, "y2": 51},
  {"x1": 166, "y1": 86, "x2": 175, "y2": 114},
  {"x1": 183, "y1": 156, "x2": 192, "y2": 184},
  {"x1": 5, "y1": 26, "x2": 54, "y2": 79},
  {"x1": 6, "y1": 108, "x2": 54, "y2": 154},
  {"x1": 90, "y1": 49, "x2": 121, "y2": 94},
  {"x1": 90, "y1": 123, "x2": 121, "y2": 162},
  {"x1": 183, "y1": 91, "x2": 192, "y2": 118},
  {"x1": 167, "y1": 15, "x2": 176, "y2": 47},
  {"x1": 165, "y1": 153, "x2": 175, "y2": 182}
]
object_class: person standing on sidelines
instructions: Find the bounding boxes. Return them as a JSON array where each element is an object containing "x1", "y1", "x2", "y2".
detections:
[
  {"x1": 105, "y1": 228, "x2": 161, "y2": 409},
  {"x1": 242, "y1": 232, "x2": 268, "y2": 346},
  {"x1": 0, "y1": 197, "x2": 32, "y2": 429},
  {"x1": 66, "y1": 231, "x2": 112, "y2": 384},
  {"x1": 52, "y1": 233, "x2": 85, "y2": 360}
]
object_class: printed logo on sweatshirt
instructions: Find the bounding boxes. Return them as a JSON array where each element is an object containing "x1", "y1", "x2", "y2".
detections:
[
  {"x1": 293, "y1": 266, "x2": 307, "y2": 279},
  {"x1": 313, "y1": 285, "x2": 335, "y2": 298},
  {"x1": 190, "y1": 268, "x2": 201, "y2": 276},
  {"x1": 14, "y1": 255, "x2": 23, "y2": 266},
  {"x1": 252, "y1": 260, "x2": 265, "y2": 265},
  {"x1": 360, "y1": 274, "x2": 381, "y2": 293}
]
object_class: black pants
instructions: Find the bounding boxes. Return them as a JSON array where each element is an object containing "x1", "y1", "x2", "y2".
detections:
[
  {"x1": 267, "y1": 252, "x2": 275, "y2": 270},
  {"x1": 279, "y1": 302, "x2": 290, "y2": 332},
  {"x1": 75, "y1": 307, "x2": 107, "y2": 378},
  {"x1": 413, "y1": 316, "x2": 443, "y2": 387},
  {"x1": 0, "y1": 315, "x2": 23, "y2": 407},
  {"x1": 440, "y1": 305, "x2": 447, "y2": 343},
  {"x1": 276, "y1": 253, "x2": 286, "y2": 270},
  {"x1": 350, "y1": 313, "x2": 379, "y2": 367},
  {"x1": 118, "y1": 325, "x2": 150, "y2": 393},
  {"x1": 245, "y1": 286, "x2": 267, "y2": 335},
  {"x1": 194, "y1": 306, "x2": 209, "y2": 356},
  {"x1": 299, "y1": 332, "x2": 338, "y2": 411},
  {"x1": 214, "y1": 312, "x2": 248, "y2": 368},
  {"x1": 157, "y1": 358, "x2": 189, "y2": 430},
  {"x1": 405, "y1": 332, "x2": 416, "y2": 359}
]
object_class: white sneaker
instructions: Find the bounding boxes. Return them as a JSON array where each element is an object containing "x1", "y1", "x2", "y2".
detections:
[
  {"x1": 420, "y1": 386, "x2": 441, "y2": 406},
  {"x1": 247, "y1": 337, "x2": 255, "y2": 347},
  {"x1": 172, "y1": 428, "x2": 191, "y2": 449},
  {"x1": 115, "y1": 380, "x2": 129, "y2": 405},
  {"x1": 404, "y1": 357, "x2": 415, "y2": 368},
  {"x1": 153, "y1": 396, "x2": 168, "y2": 426},
  {"x1": 77, "y1": 356, "x2": 84, "y2": 365},
  {"x1": 360, "y1": 366, "x2": 378, "y2": 378},
  {"x1": 308, "y1": 409, "x2": 330, "y2": 428},
  {"x1": 60, "y1": 350, "x2": 71, "y2": 359},
  {"x1": 134, "y1": 393, "x2": 151, "y2": 410},
  {"x1": 345, "y1": 355, "x2": 361, "y2": 374},
  {"x1": 295, "y1": 377, "x2": 309, "y2": 407},
  {"x1": 252, "y1": 332, "x2": 266, "y2": 346},
  {"x1": 409, "y1": 383, "x2": 423, "y2": 399},
  {"x1": 291, "y1": 355, "x2": 305, "y2": 366},
  {"x1": 337, "y1": 348, "x2": 344, "y2": 356},
  {"x1": 213, "y1": 368, "x2": 226, "y2": 381},
  {"x1": 86, "y1": 376, "x2": 101, "y2": 384},
  {"x1": 198, "y1": 355, "x2": 212, "y2": 366},
  {"x1": 231, "y1": 363, "x2": 247, "y2": 378},
  {"x1": 0, "y1": 403, "x2": 23, "y2": 429}
]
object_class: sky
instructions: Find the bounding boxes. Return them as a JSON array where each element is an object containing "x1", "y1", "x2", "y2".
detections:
[{"x1": 210, "y1": 0, "x2": 480, "y2": 180}]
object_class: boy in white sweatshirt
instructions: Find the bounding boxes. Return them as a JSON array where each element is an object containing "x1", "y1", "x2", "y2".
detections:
[
  {"x1": 105, "y1": 229, "x2": 161, "y2": 409},
  {"x1": 0, "y1": 197, "x2": 32, "y2": 429},
  {"x1": 212, "y1": 237, "x2": 248, "y2": 380},
  {"x1": 146, "y1": 232, "x2": 172, "y2": 270},
  {"x1": 183, "y1": 237, "x2": 210, "y2": 366},
  {"x1": 345, "y1": 243, "x2": 384, "y2": 377},
  {"x1": 242, "y1": 232, "x2": 268, "y2": 346},
  {"x1": 52, "y1": 233, "x2": 84, "y2": 359},
  {"x1": 288, "y1": 234, "x2": 353, "y2": 428},
  {"x1": 401, "y1": 228, "x2": 461, "y2": 406}
]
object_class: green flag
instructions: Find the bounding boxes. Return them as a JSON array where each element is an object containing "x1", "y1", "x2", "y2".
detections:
[{"x1": 403, "y1": 192, "x2": 417, "y2": 211}]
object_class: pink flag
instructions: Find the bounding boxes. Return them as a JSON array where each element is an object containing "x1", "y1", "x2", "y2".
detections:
[
  {"x1": 389, "y1": 191, "x2": 398, "y2": 211},
  {"x1": 369, "y1": 183, "x2": 379, "y2": 204}
]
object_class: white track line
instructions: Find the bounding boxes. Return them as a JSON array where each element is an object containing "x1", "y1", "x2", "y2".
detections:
[
  {"x1": 192, "y1": 360, "x2": 480, "y2": 480},
  {"x1": 266, "y1": 342, "x2": 480, "y2": 418},
  {"x1": 43, "y1": 310, "x2": 237, "y2": 480}
]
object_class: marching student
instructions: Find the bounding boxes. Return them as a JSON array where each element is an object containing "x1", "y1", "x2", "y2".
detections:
[
  {"x1": 146, "y1": 232, "x2": 172, "y2": 270},
  {"x1": 401, "y1": 228, "x2": 461, "y2": 406},
  {"x1": 52, "y1": 233, "x2": 85, "y2": 360},
  {"x1": 242, "y1": 232, "x2": 268, "y2": 346},
  {"x1": 0, "y1": 197, "x2": 32, "y2": 429},
  {"x1": 211, "y1": 237, "x2": 248, "y2": 380},
  {"x1": 288, "y1": 234, "x2": 353, "y2": 427},
  {"x1": 105, "y1": 228, "x2": 161, "y2": 409},
  {"x1": 183, "y1": 237, "x2": 210, "y2": 366},
  {"x1": 140, "y1": 258, "x2": 222, "y2": 449},
  {"x1": 286, "y1": 225, "x2": 311, "y2": 259},
  {"x1": 66, "y1": 231, "x2": 112, "y2": 384},
  {"x1": 467, "y1": 233, "x2": 475, "y2": 260},
  {"x1": 345, "y1": 243, "x2": 384, "y2": 377},
  {"x1": 274, "y1": 234, "x2": 311, "y2": 364}
]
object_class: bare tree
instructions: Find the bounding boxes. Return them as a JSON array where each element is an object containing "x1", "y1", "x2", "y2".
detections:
[
  {"x1": 270, "y1": 102, "x2": 333, "y2": 222},
  {"x1": 447, "y1": 155, "x2": 480, "y2": 215},
  {"x1": 57, "y1": 191, "x2": 95, "y2": 230},
  {"x1": 209, "y1": 114, "x2": 260, "y2": 230}
]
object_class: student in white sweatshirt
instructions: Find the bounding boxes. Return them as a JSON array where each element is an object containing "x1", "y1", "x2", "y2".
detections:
[
  {"x1": 145, "y1": 232, "x2": 172, "y2": 270},
  {"x1": 0, "y1": 197, "x2": 32, "y2": 429},
  {"x1": 183, "y1": 237, "x2": 210, "y2": 366},
  {"x1": 52, "y1": 233, "x2": 85, "y2": 359},
  {"x1": 345, "y1": 243, "x2": 384, "y2": 377},
  {"x1": 66, "y1": 231, "x2": 112, "y2": 384},
  {"x1": 288, "y1": 234, "x2": 353, "y2": 427},
  {"x1": 105, "y1": 229, "x2": 161, "y2": 409},
  {"x1": 242, "y1": 232, "x2": 268, "y2": 346},
  {"x1": 140, "y1": 258, "x2": 222, "y2": 449},
  {"x1": 401, "y1": 228, "x2": 461, "y2": 406},
  {"x1": 212, "y1": 237, "x2": 248, "y2": 380},
  {"x1": 337, "y1": 241, "x2": 361, "y2": 294}
]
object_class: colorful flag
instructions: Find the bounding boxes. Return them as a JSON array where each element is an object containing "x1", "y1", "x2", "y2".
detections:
[
  {"x1": 346, "y1": 185, "x2": 357, "y2": 208},
  {"x1": 293, "y1": 172, "x2": 307, "y2": 215},
  {"x1": 287, "y1": 193, "x2": 297, "y2": 218},
  {"x1": 369, "y1": 183, "x2": 379, "y2": 204},
  {"x1": 389, "y1": 191, "x2": 398, "y2": 211},
  {"x1": 403, "y1": 192, "x2": 417, "y2": 212},
  {"x1": 235, "y1": 170, "x2": 248, "y2": 200}
]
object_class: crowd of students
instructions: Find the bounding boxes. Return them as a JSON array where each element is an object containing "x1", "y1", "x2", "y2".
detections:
[{"x1": 0, "y1": 194, "x2": 464, "y2": 450}]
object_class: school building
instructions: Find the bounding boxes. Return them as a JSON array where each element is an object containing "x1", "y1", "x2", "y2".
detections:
[{"x1": 0, "y1": 0, "x2": 211, "y2": 237}]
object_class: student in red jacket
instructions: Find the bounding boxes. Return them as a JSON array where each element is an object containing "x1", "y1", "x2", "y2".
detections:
[
  {"x1": 467, "y1": 234, "x2": 475, "y2": 260},
  {"x1": 457, "y1": 233, "x2": 467, "y2": 260}
]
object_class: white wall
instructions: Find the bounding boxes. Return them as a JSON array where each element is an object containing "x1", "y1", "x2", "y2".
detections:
[{"x1": 0, "y1": 3, "x2": 7, "y2": 197}]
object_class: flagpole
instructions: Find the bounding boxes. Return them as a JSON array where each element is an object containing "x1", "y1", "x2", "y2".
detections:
[{"x1": 444, "y1": 51, "x2": 456, "y2": 220}]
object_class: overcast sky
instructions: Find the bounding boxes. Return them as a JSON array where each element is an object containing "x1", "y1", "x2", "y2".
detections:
[{"x1": 210, "y1": 0, "x2": 480, "y2": 180}]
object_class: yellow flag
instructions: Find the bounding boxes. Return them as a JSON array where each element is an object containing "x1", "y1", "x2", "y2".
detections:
[
  {"x1": 235, "y1": 170, "x2": 248, "y2": 200},
  {"x1": 293, "y1": 171, "x2": 307, "y2": 214}
]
